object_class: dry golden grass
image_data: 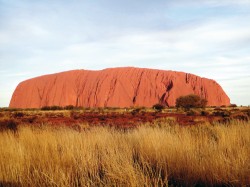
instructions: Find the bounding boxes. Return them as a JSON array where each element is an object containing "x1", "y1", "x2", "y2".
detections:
[{"x1": 0, "y1": 121, "x2": 249, "y2": 186}]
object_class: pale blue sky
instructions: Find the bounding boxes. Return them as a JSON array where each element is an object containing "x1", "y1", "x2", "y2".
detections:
[{"x1": 1, "y1": 0, "x2": 250, "y2": 107}]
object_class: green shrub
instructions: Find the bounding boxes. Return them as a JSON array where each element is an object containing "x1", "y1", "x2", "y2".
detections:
[{"x1": 176, "y1": 94, "x2": 207, "y2": 110}]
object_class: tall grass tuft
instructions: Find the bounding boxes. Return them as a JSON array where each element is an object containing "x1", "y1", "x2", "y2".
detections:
[{"x1": 0, "y1": 120, "x2": 249, "y2": 186}]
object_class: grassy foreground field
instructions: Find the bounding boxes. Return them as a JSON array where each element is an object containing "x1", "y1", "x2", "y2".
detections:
[{"x1": 0, "y1": 120, "x2": 249, "y2": 186}]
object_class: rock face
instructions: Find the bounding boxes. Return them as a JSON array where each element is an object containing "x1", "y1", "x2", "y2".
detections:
[{"x1": 9, "y1": 67, "x2": 230, "y2": 108}]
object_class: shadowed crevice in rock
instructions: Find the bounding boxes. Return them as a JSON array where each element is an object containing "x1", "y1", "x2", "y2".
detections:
[
  {"x1": 159, "y1": 80, "x2": 174, "y2": 107},
  {"x1": 132, "y1": 71, "x2": 144, "y2": 105}
]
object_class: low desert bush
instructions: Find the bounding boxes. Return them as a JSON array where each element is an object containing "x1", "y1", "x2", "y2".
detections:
[
  {"x1": 200, "y1": 110, "x2": 209, "y2": 116},
  {"x1": 0, "y1": 108, "x2": 20, "y2": 112},
  {"x1": 41, "y1": 106, "x2": 63, "y2": 111},
  {"x1": 152, "y1": 103, "x2": 165, "y2": 112},
  {"x1": 131, "y1": 108, "x2": 141, "y2": 115},
  {"x1": 64, "y1": 105, "x2": 75, "y2": 110},
  {"x1": 213, "y1": 110, "x2": 231, "y2": 117},
  {"x1": 51, "y1": 106, "x2": 64, "y2": 110},
  {"x1": 12, "y1": 112, "x2": 24, "y2": 118},
  {"x1": 229, "y1": 104, "x2": 237, "y2": 107},
  {"x1": 176, "y1": 94, "x2": 207, "y2": 110},
  {"x1": 41, "y1": 106, "x2": 51, "y2": 110}
]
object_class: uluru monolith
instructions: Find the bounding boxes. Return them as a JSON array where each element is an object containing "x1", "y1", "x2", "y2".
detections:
[{"x1": 9, "y1": 67, "x2": 230, "y2": 108}]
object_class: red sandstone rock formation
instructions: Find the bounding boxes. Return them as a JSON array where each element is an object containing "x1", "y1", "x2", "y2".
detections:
[{"x1": 9, "y1": 67, "x2": 230, "y2": 108}]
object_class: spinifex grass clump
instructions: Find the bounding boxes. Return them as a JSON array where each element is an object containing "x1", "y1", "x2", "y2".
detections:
[{"x1": 0, "y1": 120, "x2": 249, "y2": 186}]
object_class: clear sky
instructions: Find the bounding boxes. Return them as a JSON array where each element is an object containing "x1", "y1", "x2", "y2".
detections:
[{"x1": 0, "y1": 0, "x2": 250, "y2": 107}]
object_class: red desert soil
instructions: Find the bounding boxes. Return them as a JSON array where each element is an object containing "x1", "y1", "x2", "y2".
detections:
[
  {"x1": 9, "y1": 67, "x2": 230, "y2": 108},
  {"x1": 13, "y1": 111, "x2": 221, "y2": 128}
]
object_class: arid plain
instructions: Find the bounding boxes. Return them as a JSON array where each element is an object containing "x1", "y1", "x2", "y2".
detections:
[{"x1": 0, "y1": 105, "x2": 249, "y2": 186}]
